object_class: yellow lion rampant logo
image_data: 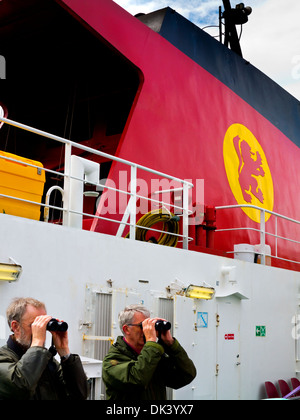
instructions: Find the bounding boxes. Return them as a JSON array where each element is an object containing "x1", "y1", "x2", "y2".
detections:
[
  {"x1": 233, "y1": 135, "x2": 265, "y2": 204},
  {"x1": 223, "y1": 124, "x2": 274, "y2": 223}
]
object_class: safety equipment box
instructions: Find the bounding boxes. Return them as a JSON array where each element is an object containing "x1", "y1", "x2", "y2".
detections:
[{"x1": 0, "y1": 151, "x2": 45, "y2": 220}]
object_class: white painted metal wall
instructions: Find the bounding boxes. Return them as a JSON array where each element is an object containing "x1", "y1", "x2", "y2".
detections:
[{"x1": 0, "y1": 213, "x2": 299, "y2": 399}]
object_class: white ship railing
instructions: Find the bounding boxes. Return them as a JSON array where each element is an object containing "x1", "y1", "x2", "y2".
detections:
[
  {"x1": 216, "y1": 204, "x2": 300, "y2": 266},
  {"x1": 0, "y1": 116, "x2": 193, "y2": 249}
]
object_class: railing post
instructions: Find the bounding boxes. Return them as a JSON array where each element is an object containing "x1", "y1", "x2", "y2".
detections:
[
  {"x1": 260, "y1": 209, "x2": 266, "y2": 265},
  {"x1": 182, "y1": 182, "x2": 189, "y2": 250},
  {"x1": 129, "y1": 165, "x2": 137, "y2": 240},
  {"x1": 63, "y1": 143, "x2": 72, "y2": 227},
  {"x1": 275, "y1": 216, "x2": 278, "y2": 259}
]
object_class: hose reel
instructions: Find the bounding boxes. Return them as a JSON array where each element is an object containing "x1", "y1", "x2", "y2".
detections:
[{"x1": 126, "y1": 209, "x2": 180, "y2": 247}]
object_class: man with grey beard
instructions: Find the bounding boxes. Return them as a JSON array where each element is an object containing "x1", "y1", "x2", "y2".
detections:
[{"x1": 0, "y1": 297, "x2": 88, "y2": 400}]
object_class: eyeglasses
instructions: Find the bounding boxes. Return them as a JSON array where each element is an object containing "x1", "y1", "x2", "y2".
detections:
[{"x1": 126, "y1": 322, "x2": 143, "y2": 329}]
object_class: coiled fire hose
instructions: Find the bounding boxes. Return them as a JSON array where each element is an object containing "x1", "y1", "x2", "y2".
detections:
[{"x1": 126, "y1": 209, "x2": 180, "y2": 247}]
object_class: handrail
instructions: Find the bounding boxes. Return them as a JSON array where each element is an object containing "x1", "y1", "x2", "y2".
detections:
[
  {"x1": 216, "y1": 204, "x2": 300, "y2": 226},
  {"x1": 0, "y1": 117, "x2": 193, "y2": 186},
  {"x1": 0, "y1": 116, "x2": 193, "y2": 249},
  {"x1": 215, "y1": 204, "x2": 300, "y2": 266}
]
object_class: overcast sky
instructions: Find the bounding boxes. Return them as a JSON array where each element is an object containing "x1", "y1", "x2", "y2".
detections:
[{"x1": 113, "y1": 0, "x2": 300, "y2": 101}]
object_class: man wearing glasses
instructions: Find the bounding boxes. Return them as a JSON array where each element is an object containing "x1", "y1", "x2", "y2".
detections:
[{"x1": 102, "y1": 304, "x2": 196, "y2": 400}]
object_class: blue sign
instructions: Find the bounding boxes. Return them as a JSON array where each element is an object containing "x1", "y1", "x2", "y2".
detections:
[{"x1": 197, "y1": 312, "x2": 208, "y2": 328}]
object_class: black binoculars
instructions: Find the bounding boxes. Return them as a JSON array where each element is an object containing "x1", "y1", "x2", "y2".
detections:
[
  {"x1": 46, "y1": 318, "x2": 68, "y2": 332},
  {"x1": 155, "y1": 320, "x2": 171, "y2": 332}
]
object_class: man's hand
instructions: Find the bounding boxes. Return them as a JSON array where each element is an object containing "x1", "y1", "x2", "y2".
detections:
[
  {"x1": 142, "y1": 318, "x2": 157, "y2": 342},
  {"x1": 51, "y1": 323, "x2": 70, "y2": 358},
  {"x1": 159, "y1": 327, "x2": 174, "y2": 346},
  {"x1": 30, "y1": 315, "x2": 52, "y2": 348}
]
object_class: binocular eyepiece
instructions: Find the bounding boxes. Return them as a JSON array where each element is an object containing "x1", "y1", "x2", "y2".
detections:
[
  {"x1": 155, "y1": 320, "x2": 171, "y2": 332},
  {"x1": 46, "y1": 318, "x2": 68, "y2": 332}
]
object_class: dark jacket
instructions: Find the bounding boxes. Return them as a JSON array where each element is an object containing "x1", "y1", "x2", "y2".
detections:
[
  {"x1": 102, "y1": 336, "x2": 196, "y2": 400},
  {"x1": 0, "y1": 336, "x2": 88, "y2": 400}
]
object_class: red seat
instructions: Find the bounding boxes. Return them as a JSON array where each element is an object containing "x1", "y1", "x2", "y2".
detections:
[
  {"x1": 291, "y1": 377, "x2": 300, "y2": 388},
  {"x1": 278, "y1": 380, "x2": 291, "y2": 397},
  {"x1": 291, "y1": 378, "x2": 300, "y2": 397},
  {"x1": 265, "y1": 381, "x2": 280, "y2": 399}
]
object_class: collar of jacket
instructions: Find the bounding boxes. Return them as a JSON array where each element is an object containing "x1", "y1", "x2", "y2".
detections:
[
  {"x1": 113, "y1": 336, "x2": 140, "y2": 358},
  {"x1": 7, "y1": 335, "x2": 27, "y2": 359},
  {"x1": 122, "y1": 337, "x2": 142, "y2": 355}
]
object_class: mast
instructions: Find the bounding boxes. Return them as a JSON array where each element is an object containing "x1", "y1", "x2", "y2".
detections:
[{"x1": 221, "y1": 0, "x2": 252, "y2": 57}]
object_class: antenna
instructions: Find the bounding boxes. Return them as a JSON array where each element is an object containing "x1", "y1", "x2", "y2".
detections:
[{"x1": 220, "y1": 0, "x2": 252, "y2": 57}]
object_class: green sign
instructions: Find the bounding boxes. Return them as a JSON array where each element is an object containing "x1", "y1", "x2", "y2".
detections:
[{"x1": 256, "y1": 326, "x2": 266, "y2": 337}]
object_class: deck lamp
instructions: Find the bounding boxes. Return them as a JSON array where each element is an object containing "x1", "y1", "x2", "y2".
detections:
[
  {"x1": 185, "y1": 284, "x2": 215, "y2": 300},
  {"x1": 0, "y1": 262, "x2": 22, "y2": 282}
]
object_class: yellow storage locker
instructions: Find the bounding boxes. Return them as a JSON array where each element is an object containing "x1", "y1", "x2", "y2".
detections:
[{"x1": 0, "y1": 151, "x2": 46, "y2": 220}]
